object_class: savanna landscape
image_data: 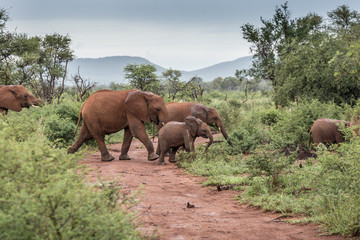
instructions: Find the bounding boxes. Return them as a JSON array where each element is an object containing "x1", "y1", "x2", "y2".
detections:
[{"x1": 1, "y1": 3, "x2": 360, "y2": 240}]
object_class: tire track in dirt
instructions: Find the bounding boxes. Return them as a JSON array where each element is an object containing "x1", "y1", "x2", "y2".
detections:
[{"x1": 80, "y1": 135, "x2": 345, "y2": 240}]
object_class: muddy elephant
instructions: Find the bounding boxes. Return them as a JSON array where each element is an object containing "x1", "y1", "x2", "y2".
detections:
[
  {"x1": 68, "y1": 89, "x2": 169, "y2": 161},
  {"x1": 156, "y1": 102, "x2": 229, "y2": 150},
  {"x1": 309, "y1": 118, "x2": 350, "y2": 145},
  {"x1": 0, "y1": 85, "x2": 43, "y2": 115},
  {"x1": 157, "y1": 116, "x2": 213, "y2": 165}
]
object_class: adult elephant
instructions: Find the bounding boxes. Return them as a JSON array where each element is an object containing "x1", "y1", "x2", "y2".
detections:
[
  {"x1": 68, "y1": 89, "x2": 169, "y2": 161},
  {"x1": 0, "y1": 85, "x2": 44, "y2": 115},
  {"x1": 309, "y1": 118, "x2": 350, "y2": 145},
  {"x1": 157, "y1": 102, "x2": 230, "y2": 142}
]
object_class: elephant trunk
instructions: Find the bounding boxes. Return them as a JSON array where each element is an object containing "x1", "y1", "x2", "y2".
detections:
[
  {"x1": 217, "y1": 121, "x2": 233, "y2": 146},
  {"x1": 205, "y1": 133, "x2": 213, "y2": 152},
  {"x1": 30, "y1": 97, "x2": 44, "y2": 107}
]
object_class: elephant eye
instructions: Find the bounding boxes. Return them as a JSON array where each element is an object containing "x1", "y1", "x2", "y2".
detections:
[{"x1": 155, "y1": 107, "x2": 161, "y2": 111}]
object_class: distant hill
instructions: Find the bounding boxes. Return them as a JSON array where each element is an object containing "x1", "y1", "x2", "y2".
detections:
[
  {"x1": 181, "y1": 56, "x2": 252, "y2": 81},
  {"x1": 67, "y1": 55, "x2": 252, "y2": 85}
]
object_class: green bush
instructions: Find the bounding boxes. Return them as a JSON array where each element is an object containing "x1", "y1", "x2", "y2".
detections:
[
  {"x1": 227, "y1": 125, "x2": 265, "y2": 154},
  {"x1": 44, "y1": 114, "x2": 76, "y2": 148},
  {"x1": 310, "y1": 138, "x2": 360, "y2": 236},
  {"x1": 261, "y1": 108, "x2": 282, "y2": 126},
  {"x1": 245, "y1": 149, "x2": 296, "y2": 191},
  {"x1": 271, "y1": 99, "x2": 344, "y2": 148},
  {"x1": 0, "y1": 116, "x2": 146, "y2": 239}
]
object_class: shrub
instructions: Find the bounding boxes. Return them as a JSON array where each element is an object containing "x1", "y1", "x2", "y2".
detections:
[
  {"x1": 0, "y1": 116, "x2": 146, "y2": 240},
  {"x1": 44, "y1": 114, "x2": 76, "y2": 148},
  {"x1": 261, "y1": 108, "x2": 282, "y2": 126},
  {"x1": 271, "y1": 99, "x2": 344, "y2": 148},
  {"x1": 227, "y1": 125, "x2": 265, "y2": 154},
  {"x1": 245, "y1": 149, "x2": 296, "y2": 191}
]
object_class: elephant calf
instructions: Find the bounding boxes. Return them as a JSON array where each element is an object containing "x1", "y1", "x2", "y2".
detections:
[
  {"x1": 309, "y1": 118, "x2": 350, "y2": 145},
  {"x1": 157, "y1": 116, "x2": 213, "y2": 165}
]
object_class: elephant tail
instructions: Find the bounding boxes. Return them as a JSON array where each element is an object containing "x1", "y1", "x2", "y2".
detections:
[{"x1": 73, "y1": 108, "x2": 83, "y2": 138}]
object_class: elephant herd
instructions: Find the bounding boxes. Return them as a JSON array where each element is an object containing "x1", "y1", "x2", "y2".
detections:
[
  {"x1": 2, "y1": 85, "x2": 358, "y2": 164},
  {"x1": 1, "y1": 86, "x2": 229, "y2": 164},
  {"x1": 66, "y1": 89, "x2": 229, "y2": 164}
]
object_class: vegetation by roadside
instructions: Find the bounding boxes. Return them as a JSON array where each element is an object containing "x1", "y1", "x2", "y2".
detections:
[{"x1": 177, "y1": 92, "x2": 360, "y2": 237}]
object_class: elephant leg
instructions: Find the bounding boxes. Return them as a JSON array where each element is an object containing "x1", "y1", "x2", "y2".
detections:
[
  {"x1": 168, "y1": 147, "x2": 179, "y2": 163},
  {"x1": 129, "y1": 121, "x2": 158, "y2": 161},
  {"x1": 119, "y1": 127, "x2": 133, "y2": 160},
  {"x1": 94, "y1": 135, "x2": 114, "y2": 161},
  {"x1": 156, "y1": 142, "x2": 160, "y2": 155},
  {"x1": 68, "y1": 123, "x2": 93, "y2": 154},
  {"x1": 86, "y1": 125, "x2": 114, "y2": 161},
  {"x1": 158, "y1": 148, "x2": 168, "y2": 165},
  {"x1": 335, "y1": 133, "x2": 345, "y2": 144}
]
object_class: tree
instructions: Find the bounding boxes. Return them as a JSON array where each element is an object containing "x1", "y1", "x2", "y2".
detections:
[
  {"x1": 330, "y1": 41, "x2": 360, "y2": 85},
  {"x1": 186, "y1": 76, "x2": 204, "y2": 100},
  {"x1": 328, "y1": 5, "x2": 360, "y2": 30},
  {"x1": 274, "y1": 31, "x2": 360, "y2": 106},
  {"x1": 31, "y1": 34, "x2": 74, "y2": 104},
  {"x1": 72, "y1": 67, "x2": 97, "y2": 102},
  {"x1": 240, "y1": 2, "x2": 322, "y2": 88},
  {"x1": 0, "y1": 8, "x2": 9, "y2": 31},
  {"x1": 124, "y1": 64, "x2": 161, "y2": 94},
  {"x1": 162, "y1": 69, "x2": 183, "y2": 100}
]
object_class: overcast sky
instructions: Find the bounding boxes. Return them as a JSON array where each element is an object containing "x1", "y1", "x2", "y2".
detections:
[{"x1": 2, "y1": 0, "x2": 360, "y2": 71}]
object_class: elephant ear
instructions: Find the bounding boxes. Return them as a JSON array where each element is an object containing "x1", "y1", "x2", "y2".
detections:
[
  {"x1": 125, "y1": 91, "x2": 151, "y2": 122},
  {"x1": 185, "y1": 116, "x2": 202, "y2": 137},
  {"x1": 190, "y1": 104, "x2": 209, "y2": 123},
  {"x1": 0, "y1": 87, "x2": 22, "y2": 112}
]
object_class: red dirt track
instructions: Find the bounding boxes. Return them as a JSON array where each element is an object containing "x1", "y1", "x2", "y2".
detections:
[{"x1": 80, "y1": 135, "x2": 346, "y2": 240}]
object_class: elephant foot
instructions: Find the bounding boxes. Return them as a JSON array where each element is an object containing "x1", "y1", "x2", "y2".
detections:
[
  {"x1": 169, "y1": 158, "x2": 177, "y2": 163},
  {"x1": 101, "y1": 153, "x2": 115, "y2": 162},
  {"x1": 119, "y1": 154, "x2": 131, "y2": 160},
  {"x1": 67, "y1": 147, "x2": 75, "y2": 154},
  {"x1": 158, "y1": 161, "x2": 166, "y2": 165},
  {"x1": 148, "y1": 152, "x2": 159, "y2": 161}
]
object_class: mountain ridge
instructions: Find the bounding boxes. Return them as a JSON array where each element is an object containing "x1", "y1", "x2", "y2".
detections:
[{"x1": 67, "y1": 55, "x2": 252, "y2": 85}]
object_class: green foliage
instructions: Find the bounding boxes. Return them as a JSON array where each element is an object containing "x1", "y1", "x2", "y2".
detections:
[
  {"x1": 124, "y1": 64, "x2": 161, "y2": 94},
  {"x1": 241, "y1": 2, "x2": 322, "y2": 84},
  {"x1": 274, "y1": 32, "x2": 360, "y2": 106},
  {"x1": 227, "y1": 126, "x2": 263, "y2": 154},
  {"x1": 260, "y1": 107, "x2": 282, "y2": 126},
  {"x1": 310, "y1": 138, "x2": 360, "y2": 236},
  {"x1": 177, "y1": 91, "x2": 360, "y2": 237},
  {"x1": 176, "y1": 144, "x2": 247, "y2": 185},
  {"x1": 44, "y1": 114, "x2": 76, "y2": 148},
  {"x1": 0, "y1": 109, "x2": 145, "y2": 239},
  {"x1": 330, "y1": 41, "x2": 360, "y2": 84},
  {"x1": 271, "y1": 99, "x2": 343, "y2": 148},
  {"x1": 245, "y1": 150, "x2": 295, "y2": 191}
]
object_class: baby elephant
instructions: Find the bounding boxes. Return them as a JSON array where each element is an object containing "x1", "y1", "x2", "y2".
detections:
[
  {"x1": 309, "y1": 118, "x2": 350, "y2": 145},
  {"x1": 157, "y1": 116, "x2": 213, "y2": 165}
]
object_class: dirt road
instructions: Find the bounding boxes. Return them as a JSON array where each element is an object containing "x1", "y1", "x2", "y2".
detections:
[{"x1": 80, "y1": 136, "x2": 345, "y2": 240}]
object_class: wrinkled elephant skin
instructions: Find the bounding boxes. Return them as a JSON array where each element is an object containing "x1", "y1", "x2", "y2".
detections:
[
  {"x1": 156, "y1": 102, "x2": 229, "y2": 153},
  {"x1": 0, "y1": 85, "x2": 43, "y2": 115},
  {"x1": 309, "y1": 118, "x2": 350, "y2": 145},
  {"x1": 157, "y1": 116, "x2": 213, "y2": 165},
  {"x1": 68, "y1": 89, "x2": 169, "y2": 161}
]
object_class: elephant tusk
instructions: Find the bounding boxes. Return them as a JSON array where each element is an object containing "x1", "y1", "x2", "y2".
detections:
[{"x1": 160, "y1": 121, "x2": 165, "y2": 126}]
